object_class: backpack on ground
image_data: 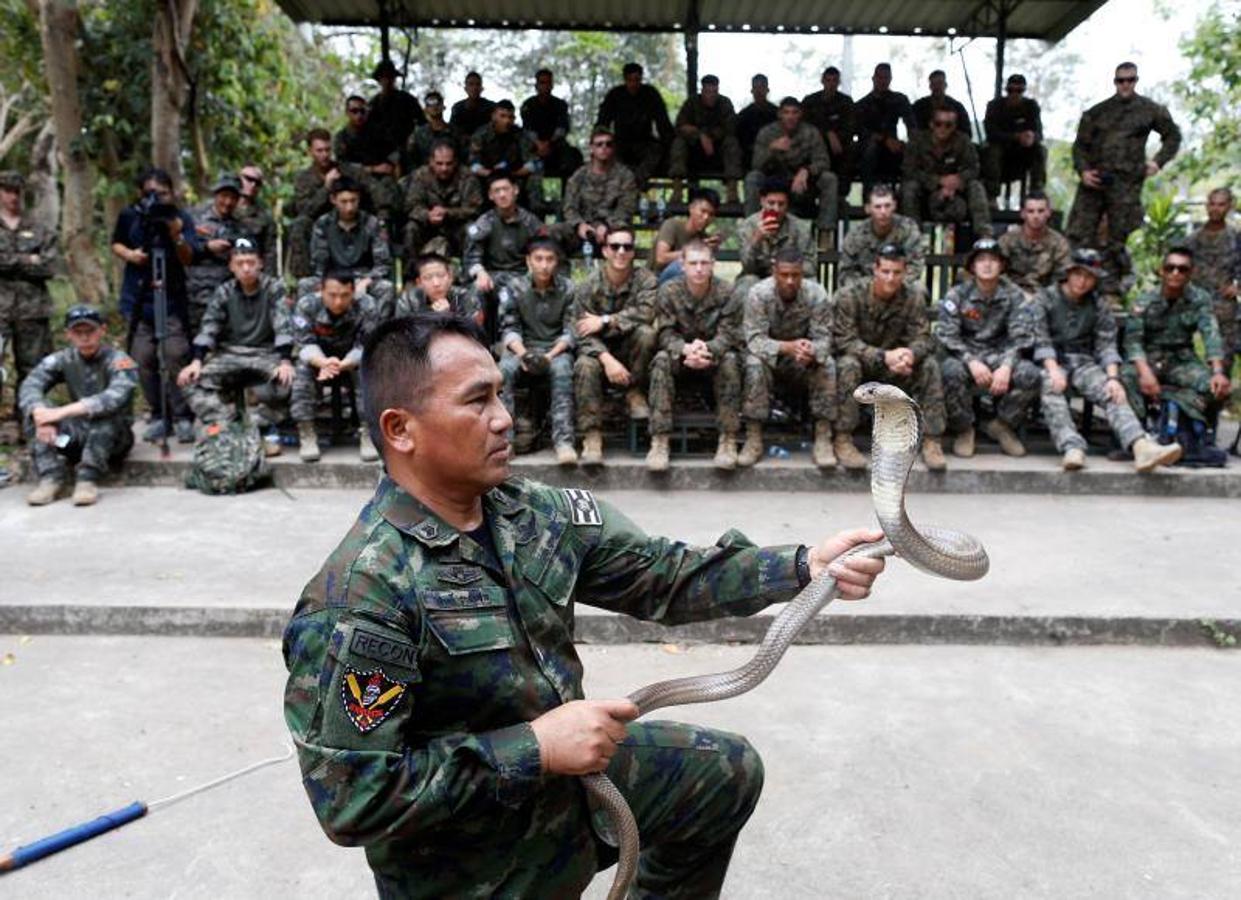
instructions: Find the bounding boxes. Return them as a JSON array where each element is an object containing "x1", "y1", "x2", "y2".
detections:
[{"x1": 185, "y1": 419, "x2": 272, "y2": 494}]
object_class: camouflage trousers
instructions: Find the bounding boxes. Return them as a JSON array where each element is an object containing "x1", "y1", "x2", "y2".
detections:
[
  {"x1": 1120, "y1": 354, "x2": 1217, "y2": 424},
  {"x1": 574, "y1": 326, "x2": 658, "y2": 432},
  {"x1": 1214, "y1": 295, "x2": 1238, "y2": 371},
  {"x1": 286, "y1": 216, "x2": 315, "y2": 279},
  {"x1": 743, "y1": 170, "x2": 839, "y2": 228},
  {"x1": 185, "y1": 345, "x2": 290, "y2": 427},
  {"x1": 26, "y1": 414, "x2": 134, "y2": 482},
  {"x1": 940, "y1": 354, "x2": 1040, "y2": 432},
  {"x1": 901, "y1": 179, "x2": 992, "y2": 236},
  {"x1": 1040, "y1": 356, "x2": 1145, "y2": 452},
  {"x1": 0, "y1": 315, "x2": 52, "y2": 414},
  {"x1": 982, "y1": 142, "x2": 1047, "y2": 200},
  {"x1": 742, "y1": 353, "x2": 836, "y2": 424},
  {"x1": 290, "y1": 358, "x2": 359, "y2": 424},
  {"x1": 403, "y1": 220, "x2": 467, "y2": 267},
  {"x1": 649, "y1": 348, "x2": 742, "y2": 436},
  {"x1": 669, "y1": 135, "x2": 744, "y2": 181},
  {"x1": 1066, "y1": 178, "x2": 1144, "y2": 292},
  {"x1": 499, "y1": 348, "x2": 575, "y2": 446},
  {"x1": 837, "y1": 353, "x2": 946, "y2": 437}
]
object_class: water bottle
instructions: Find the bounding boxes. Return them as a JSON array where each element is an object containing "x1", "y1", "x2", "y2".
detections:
[
  {"x1": 638, "y1": 197, "x2": 649, "y2": 221},
  {"x1": 1162, "y1": 400, "x2": 1179, "y2": 443},
  {"x1": 767, "y1": 445, "x2": 790, "y2": 459},
  {"x1": 655, "y1": 197, "x2": 667, "y2": 221}
]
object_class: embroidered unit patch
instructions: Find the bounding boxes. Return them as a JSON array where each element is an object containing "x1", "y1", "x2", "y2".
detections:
[
  {"x1": 341, "y1": 666, "x2": 407, "y2": 733},
  {"x1": 563, "y1": 488, "x2": 602, "y2": 526}
]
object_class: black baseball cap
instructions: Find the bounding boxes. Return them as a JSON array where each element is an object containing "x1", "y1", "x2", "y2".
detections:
[{"x1": 65, "y1": 305, "x2": 105, "y2": 328}]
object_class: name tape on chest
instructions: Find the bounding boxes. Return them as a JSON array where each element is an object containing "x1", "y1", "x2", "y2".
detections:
[{"x1": 563, "y1": 488, "x2": 602, "y2": 526}]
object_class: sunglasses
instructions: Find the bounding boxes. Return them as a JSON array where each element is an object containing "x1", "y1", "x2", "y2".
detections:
[
  {"x1": 241, "y1": 174, "x2": 263, "y2": 185},
  {"x1": 1163, "y1": 263, "x2": 1191, "y2": 274},
  {"x1": 607, "y1": 242, "x2": 635, "y2": 252},
  {"x1": 1114, "y1": 76, "x2": 1137, "y2": 84},
  {"x1": 592, "y1": 140, "x2": 614, "y2": 148}
]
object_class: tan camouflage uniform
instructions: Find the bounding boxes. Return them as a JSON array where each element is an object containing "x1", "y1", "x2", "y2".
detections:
[
  {"x1": 837, "y1": 215, "x2": 926, "y2": 290},
  {"x1": 900, "y1": 129, "x2": 991, "y2": 235},
  {"x1": 746, "y1": 122, "x2": 838, "y2": 228},
  {"x1": 997, "y1": 226, "x2": 1072, "y2": 296},
  {"x1": 741, "y1": 276, "x2": 835, "y2": 424}
]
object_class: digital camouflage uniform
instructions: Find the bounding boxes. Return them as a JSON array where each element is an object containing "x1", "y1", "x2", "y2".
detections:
[
  {"x1": 187, "y1": 202, "x2": 248, "y2": 335},
  {"x1": 900, "y1": 129, "x2": 991, "y2": 235},
  {"x1": 982, "y1": 95, "x2": 1046, "y2": 199},
  {"x1": 289, "y1": 289, "x2": 379, "y2": 423},
  {"x1": 468, "y1": 124, "x2": 544, "y2": 208},
  {"x1": 186, "y1": 274, "x2": 293, "y2": 427},
  {"x1": 236, "y1": 199, "x2": 278, "y2": 274},
  {"x1": 19, "y1": 344, "x2": 138, "y2": 482},
  {"x1": 936, "y1": 278, "x2": 1038, "y2": 431},
  {"x1": 594, "y1": 84, "x2": 675, "y2": 188},
  {"x1": 498, "y1": 274, "x2": 576, "y2": 447},
  {"x1": 833, "y1": 278, "x2": 945, "y2": 437},
  {"x1": 287, "y1": 166, "x2": 338, "y2": 279},
  {"x1": 1030, "y1": 281, "x2": 1145, "y2": 452},
  {"x1": 1066, "y1": 94, "x2": 1181, "y2": 292},
  {"x1": 997, "y1": 227, "x2": 1072, "y2": 296},
  {"x1": 838, "y1": 215, "x2": 926, "y2": 290},
  {"x1": 741, "y1": 276, "x2": 835, "y2": 425},
  {"x1": 1121, "y1": 284, "x2": 1225, "y2": 423},
  {"x1": 402, "y1": 163, "x2": 483, "y2": 261},
  {"x1": 394, "y1": 285, "x2": 480, "y2": 321},
  {"x1": 650, "y1": 276, "x2": 744, "y2": 436},
  {"x1": 463, "y1": 207, "x2": 547, "y2": 335},
  {"x1": 309, "y1": 211, "x2": 395, "y2": 320},
  {"x1": 746, "y1": 122, "x2": 837, "y2": 228},
  {"x1": 670, "y1": 93, "x2": 743, "y2": 180},
  {"x1": 732, "y1": 211, "x2": 818, "y2": 304},
  {"x1": 283, "y1": 475, "x2": 796, "y2": 896},
  {"x1": 572, "y1": 266, "x2": 658, "y2": 432},
  {"x1": 561, "y1": 164, "x2": 639, "y2": 238},
  {"x1": 0, "y1": 208, "x2": 57, "y2": 400},
  {"x1": 1186, "y1": 223, "x2": 1239, "y2": 366}
]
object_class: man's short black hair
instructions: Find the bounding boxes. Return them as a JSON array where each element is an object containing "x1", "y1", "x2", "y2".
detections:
[
  {"x1": 535, "y1": 68, "x2": 553, "y2": 80},
  {"x1": 773, "y1": 247, "x2": 804, "y2": 268},
  {"x1": 330, "y1": 175, "x2": 361, "y2": 196},
  {"x1": 1164, "y1": 245, "x2": 1194, "y2": 263},
  {"x1": 495, "y1": 99, "x2": 516, "y2": 112},
  {"x1": 424, "y1": 90, "x2": 444, "y2": 104},
  {"x1": 429, "y1": 138, "x2": 457, "y2": 158},
  {"x1": 701, "y1": 74, "x2": 719, "y2": 86},
  {"x1": 874, "y1": 63, "x2": 892, "y2": 74},
  {"x1": 414, "y1": 253, "x2": 451, "y2": 278},
  {"x1": 361, "y1": 314, "x2": 488, "y2": 449},
  {"x1": 346, "y1": 94, "x2": 367, "y2": 106},
  {"x1": 778, "y1": 96, "x2": 801, "y2": 109},
  {"x1": 751, "y1": 73, "x2": 768, "y2": 85},
  {"x1": 137, "y1": 167, "x2": 174, "y2": 191},
  {"x1": 759, "y1": 176, "x2": 791, "y2": 198},
  {"x1": 876, "y1": 243, "x2": 907, "y2": 263},
  {"x1": 622, "y1": 62, "x2": 643, "y2": 77},
  {"x1": 487, "y1": 172, "x2": 516, "y2": 190},
  {"x1": 324, "y1": 268, "x2": 355, "y2": 285},
  {"x1": 1021, "y1": 190, "x2": 1050, "y2": 206},
  {"x1": 929, "y1": 69, "x2": 946, "y2": 80},
  {"x1": 867, "y1": 184, "x2": 896, "y2": 203},
  {"x1": 687, "y1": 186, "x2": 720, "y2": 208},
  {"x1": 465, "y1": 71, "x2": 482, "y2": 82},
  {"x1": 822, "y1": 66, "x2": 840, "y2": 78}
]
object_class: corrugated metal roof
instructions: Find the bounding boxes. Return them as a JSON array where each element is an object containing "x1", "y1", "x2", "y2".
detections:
[{"x1": 275, "y1": 0, "x2": 1109, "y2": 42}]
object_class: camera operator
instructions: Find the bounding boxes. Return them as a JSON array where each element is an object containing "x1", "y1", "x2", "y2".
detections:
[{"x1": 109, "y1": 167, "x2": 199, "y2": 444}]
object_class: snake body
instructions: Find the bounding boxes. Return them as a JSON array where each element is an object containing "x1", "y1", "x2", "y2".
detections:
[{"x1": 583, "y1": 383, "x2": 989, "y2": 900}]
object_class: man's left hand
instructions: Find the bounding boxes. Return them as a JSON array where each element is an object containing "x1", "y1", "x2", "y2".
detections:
[
  {"x1": 1210, "y1": 372, "x2": 1231, "y2": 400},
  {"x1": 990, "y1": 364, "x2": 1012, "y2": 396},
  {"x1": 31, "y1": 406, "x2": 63, "y2": 428},
  {"x1": 274, "y1": 360, "x2": 295, "y2": 387},
  {"x1": 807, "y1": 528, "x2": 887, "y2": 600},
  {"x1": 35, "y1": 423, "x2": 58, "y2": 445}
]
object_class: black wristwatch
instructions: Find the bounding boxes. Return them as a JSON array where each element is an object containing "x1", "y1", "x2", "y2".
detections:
[{"x1": 795, "y1": 545, "x2": 812, "y2": 587}]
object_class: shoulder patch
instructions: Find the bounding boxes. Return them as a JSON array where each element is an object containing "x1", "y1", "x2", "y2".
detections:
[
  {"x1": 563, "y1": 488, "x2": 602, "y2": 526},
  {"x1": 348, "y1": 627, "x2": 420, "y2": 672},
  {"x1": 112, "y1": 356, "x2": 137, "y2": 371},
  {"x1": 340, "y1": 666, "x2": 408, "y2": 733},
  {"x1": 942, "y1": 299, "x2": 957, "y2": 314}
]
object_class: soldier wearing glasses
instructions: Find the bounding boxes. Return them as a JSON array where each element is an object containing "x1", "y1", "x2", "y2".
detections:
[
  {"x1": 982, "y1": 74, "x2": 1046, "y2": 203},
  {"x1": 560, "y1": 128, "x2": 638, "y2": 254}
]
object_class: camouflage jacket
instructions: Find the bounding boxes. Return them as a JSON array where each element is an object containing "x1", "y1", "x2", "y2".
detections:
[
  {"x1": 1124, "y1": 284, "x2": 1224, "y2": 363},
  {"x1": 19, "y1": 344, "x2": 138, "y2": 422},
  {"x1": 832, "y1": 278, "x2": 935, "y2": 366},
  {"x1": 1186, "y1": 224, "x2": 1239, "y2": 297},
  {"x1": 287, "y1": 166, "x2": 334, "y2": 223},
  {"x1": 469, "y1": 125, "x2": 541, "y2": 176},
  {"x1": 235, "y1": 199, "x2": 278, "y2": 273},
  {"x1": 394, "y1": 285, "x2": 479, "y2": 321},
  {"x1": 838, "y1": 215, "x2": 926, "y2": 290},
  {"x1": 407, "y1": 123, "x2": 461, "y2": 169},
  {"x1": 463, "y1": 208, "x2": 546, "y2": 278},
  {"x1": 736, "y1": 212, "x2": 817, "y2": 279},
  {"x1": 404, "y1": 165, "x2": 483, "y2": 227},
  {"x1": 936, "y1": 278, "x2": 1033, "y2": 369},
  {"x1": 902, "y1": 130, "x2": 980, "y2": 188},
  {"x1": 655, "y1": 275, "x2": 743, "y2": 360},
  {"x1": 0, "y1": 212, "x2": 58, "y2": 319},
  {"x1": 195, "y1": 274, "x2": 293, "y2": 353},
  {"x1": 571, "y1": 266, "x2": 657, "y2": 358},
  {"x1": 997, "y1": 227, "x2": 1072, "y2": 295},
  {"x1": 674, "y1": 94, "x2": 738, "y2": 141},
  {"x1": 188, "y1": 203, "x2": 248, "y2": 299},
  {"x1": 561, "y1": 164, "x2": 638, "y2": 231},
  {"x1": 1071, "y1": 94, "x2": 1180, "y2": 180},
  {"x1": 310, "y1": 212, "x2": 391, "y2": 281},
  {"x1": 742, "y1": 276, "x2": 832, "y2": 366},
  {"x1": 751, "y1": 122, "x2": 831, "y2": 179},
  {"x1": 500, "y1": 274, "x2": 575, "y2": 351},
  {"x1": 292, "y1": 290, "x2": 379, "y2": 367},
  {"x1": 1029, "y1": 283, "x2": 1121, "y2": 368}
]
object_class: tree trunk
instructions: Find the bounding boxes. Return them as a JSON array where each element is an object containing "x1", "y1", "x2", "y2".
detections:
[
  {"x1": 151, "y1": 0, "x2": 198, "y2": 193},
  {"x1": 27, "y1": 121, "x2": 59, "y2": 236},
  {"x1": 35, "y1": 0, "x2": 107, "y2": 305}
]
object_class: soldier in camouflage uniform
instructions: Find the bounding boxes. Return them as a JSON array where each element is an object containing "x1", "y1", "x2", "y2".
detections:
[
  {"x1": 560, "y1": 128, "x2": 638, "y2": 252},
  {"x1": 746, "y1": 97, "x2": 838, "y2": 231},
  {"x1": 282, "y1": 313, "x2": 886, "y2": 900},
  {"x1": 290, "y1": 271, "x2": 380, "y2": 464},
  {"x1": 519, "y1": 68, "x2": 583, "y2": 179},
  {"x1": 982, "y1": 73, "x2": 1046, "y2": 202},
  {"x1": 179, "y1": 238, "x2": 293, "y2": 442},
  {"x1": 394, "y1": 254, "x2": 481, "y2": 325},
  {"x1": 997, "y1": 191, "x2": 1071, "y2": 296},
  {"x1": 334, "y1": 95, "x2": 403, "y2": 232},
  {"x1": 647, "y1": 240, "x2": 744, "y2": 471},
  {"x1": 309, "y1": 176, "x2": 395, "y2": 320},
  {"x1": 572, "y1": 226, "x2": 657, "y2": 465},
  {"x1": 733, "y1": 178, "x2": 818, "y2": 305},
  {"x1": 834, "y1": 244, "x2": 947, "y2": 472},
  {"x1": 463, "y1": 175, "x2": 548, "y2": 340},
  {"x1": 402, "y1": 141, "x2": 482, "y2": 263},
  {"x1": 838, "y1": 185, "x2": 925, "y2": 290},
  {"x1": 937, "y1": 238, "x2": 1039, "y2": 457},
  {"x1": 287, "y1": 129, "x2": 346, "y2": 279},
  {"x1": 1030, "y1": 248, "x2": 1181, "y2": 472},
  {"x1": 497, "y1": 239, "x2": 577, "y2": 466},
  {"x1": 468, "y1": 100, "x2": 544, "y2": 211},
  {"x1": 235, "y1": 166, "x2": 278, "y2": 274},
  {"x1": 187, "y1": 174, "x2": 246, "y2": 336},
  {"x1": 407, "y1": 92, "x2": 460, "y2": 169},
  {"x1": 901, "y1": 108, "x2": 991, "y2": 237},
  {"x1": 0, "y1": 170, "x2": 57, "y2": 413},
  {"x1": 1067, "y1": 63, "x2": 1181, "y2": 297},
  {"x1": 1121, "y1": 246, "x2": 1230, "y2": 426},
  {"x1": 21, "y1": 305, "x2": 138, "y2": 507},
  {"x1": 669, "y1": 75, "x2": 743, "y2": 204},
  {"x1": 738, "y1": 248, "x2": 835, "y2": 469},
  {"x1": 1186, "y1": 187, "x2": 1239, "y2": 371}
]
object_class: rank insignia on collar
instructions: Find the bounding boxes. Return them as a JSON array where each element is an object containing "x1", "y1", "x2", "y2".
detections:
[
  {"x1": 341, "y1": 666, "x2": 407, "y2": 733},
  {"x1": 563, "y1": 488, "x2": 601, "y2": 526}
]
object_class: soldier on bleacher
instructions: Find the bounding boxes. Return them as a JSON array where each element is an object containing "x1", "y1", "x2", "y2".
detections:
[
  {"x1": 402, "y1": 139, "x2": 482, "y2": 263},
  {"x1": 801, "y1": 66, "x2": 855, "y2": 204},
  {"x1": 733, "y1": 177, "x2": 817, "y2": 305},
  {"x1": 737, "y1": 248, "x2": 836, "y2": 470},
  {"x1": 1186, "y1": 187, "x2": 1239, "y2": 374},
  {"x1": 308, "y1": 175, "x2": 395, "y2": 319},
  {"x1": 594, "y1": 62, "x2": 674, "y2": 189},
  {"x1": 287, "y1": 129, "x2": 352, "y2": 279},
  {"x1": 997, "y1": 191, "x2": 1071, "y2": 297},
  {"x1": 854, "y1": 63, "x2": 915, "y2": 195},
  {"x1": 468, "y1": 100, "x2": 544, "y2": 210},
  {"x1": 463, "y1": 174, "x2": 547, "y2": 335},
  {"x1": 333, "y1": 95, "x2": 401, "y2": 234},
  {"x1": 651, "y1": 187, "x2": 722, "y2": 284},
  {"x1": 838, "y1": 185, "x2": 926, "y2": 290},
  {"x1": 901, "y1": 107, "x2": 991, "y2": 238},
  {"x1": 735, "y1": 73, "x2": 778, "y2": 171},
  {"x1": 560, "y1": 127, "x2": 638, "y2": 253},
  {"x1": 449, "y1": 72, "x2": 496, "y2": 146},
  {"x1": 669, "y1": 75, "x2": 743, "y2": 205},
  {"x1": 982, "y1": 74, "x2": 1046, "y2": 204},
  {"x1": 911, "y1": 70, "x2": 971, "y2": 134},
  {"x1": 407, "y1": 92, "x2": 459, "y2": 169},
  {"x1": 394, "y1": 254, "x2": 481, "y2": 326},
  {"x1": 746, "y1": 97, "x2": 838, "y2": 235},
  {"x1": 520, "y1": 68, "x2": 584, "y2": 179}
]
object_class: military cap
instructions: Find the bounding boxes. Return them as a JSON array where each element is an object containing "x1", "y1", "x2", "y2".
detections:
[
  {"x1": 876, "y1": 242, "x2": 906, "y2": 261},
  {"x1": 1064, "y1": 247, "x2": 1106, "y2": 279},
  {"x1": 0, "y1": 170, "x2": 24, "y2": 191},
  {"x1": 966, "y1": 237, "x2": 1007, "y2": 268},
  {"x1": 65, "y1": 305, "x2": 105, "y2": 328},
  {"x1": 211, "y1": 173, "x2": 242, "y2": 195},
  {"x1": 372, "y1": 59, "x2": 399, "y2": 79},
  {"x1": 230, "y1": 236, "x2": 260, "y2": 256}
]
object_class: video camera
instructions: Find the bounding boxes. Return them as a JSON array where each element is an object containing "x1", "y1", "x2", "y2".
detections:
[{"x1": 136, "y1": 190, "x2": 180, "y2": 244}]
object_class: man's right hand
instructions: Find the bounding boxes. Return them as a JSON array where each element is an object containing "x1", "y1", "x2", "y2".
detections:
[
  {"x1": 602, "y1": 356, "x2": 632, "y2": 386},
  {"x1": 530, "y1": 699, "x2": 639, "y2": 775},
  {"x1": 35, "y1": 423, "x2": 58, "y2": 445},
  {"x1": 474, "y1": 271, "x2": 494, "y2": 293},
  {"x1": 967, "y1": 359, "x2": 993, "y2": 389},
  {"x1": 1081, "y1": 169, "x2": 1104, "y2": 189},
  {"x1": 177, "y1": 359, "x2": 203, "y2": 387},
  {"x1": 1137, "y1": 365, "x2": 1162, "y2": 399},
  {"x1": 1045, "y1": 363, "x2": 1068, "y2": 394}
]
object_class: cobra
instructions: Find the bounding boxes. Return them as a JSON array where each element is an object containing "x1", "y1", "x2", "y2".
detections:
[{"x1": 584, "y1": 382, "x2": 990, "y2": 899}]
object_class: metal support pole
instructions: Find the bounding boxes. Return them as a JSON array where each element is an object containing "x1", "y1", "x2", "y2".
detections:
[
  {"x1": 994, "y1": 1, "x2": 1008, "y2": 98},
  {"x1": 378, "y1": 0, "x2": 391, "y2": 62},
  {"x1": 684, "y1": 0, "x2": 700, "y2": 98}
]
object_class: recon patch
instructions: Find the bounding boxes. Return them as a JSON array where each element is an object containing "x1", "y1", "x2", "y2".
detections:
[
  {"x1": 349, "y1": 627, "x2": 420, "y2": 672},
  {"x1": 563, "y1": 488, "x2": 601, "y2": 526},
  {"x1": 341, "y1": 666, "x2": 407, "y2": 733}
]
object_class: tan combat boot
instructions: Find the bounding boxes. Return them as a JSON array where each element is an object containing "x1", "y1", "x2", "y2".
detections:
[
  {"x1": 1061, "y1": 447, "x2": 1087, "y2": 471},
  {"x1": 555, "y1": 442, "x2": 578, "y2": 467},
  {"x1": 812, "y1": 421, "x2": 836, "y2": 469},
  {"x1": 26, "y1": 478, "x2": 63, "y2": 506},
  {"x1": 952, "y1": 427, "x2": 976, "y2": 458},
  {"x1": 713, "y1": 432, "x2": 738, "y2": 470},
  {"x1": 736, "y1": 422, "x2": 764, "y2": 467},
  {"x1": 581, "y1": 430, "x2": 605, "y2": 466},
  {"x1": 72, "y1": 480, "x2": 99, "y2": 506},
  {"x1": 1132, "y1": 436, "x2": 1182, "y2": 473},
  {"x1": 833, "y1": 434, "x2": 867, "y2": 471},
  {"x1": 921, "y1": 436, "x2": 947, "y2": 472},
  {"x1": 298, "y1": 421, "x2": 320, "y2": 462},
  {"x1": 982, "y1": 419, "x2": 1026, "y2": 457},
  {"x1": 358, "y1": 429, "x2": 379, "y2": 462},
  {"x1": 625, "y1": 389, "x2": 650, "y2": 420},
  {"x1": 646, "y1": 434, "x2": 670, "y2": 472}
]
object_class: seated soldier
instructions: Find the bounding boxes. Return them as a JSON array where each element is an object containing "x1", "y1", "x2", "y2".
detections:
[
  {"x1": 309, "y1": 176, "x2": 395, "y2": 318},
  {"x1": 854, "y1": 63, "x2": 915, "y2": 195},
  {"x1": 497, "y1": 238, "x2": 577, "y2": 466},
  {"x1": 901, "y1": 108, "x2": 991, "y2": 237},
  {"x1": 839, "y1": 185, "x2": 926, "y2": 290},
  {"x1": 178, "y1": 237, "x2": 293, "y2": 454},
  {"x1": 449, "y1": 72, "x2": 497, "y2": 147},
  {"x1": 937, "y1": 238, "x2": 1039, "y2": 457},
  {"x1": 1121, "y1": 246, "x2": 1231, "y2": 432},
  {"x1": 736, "y1": 73, "x2": 778, "y2": 171},
  {"x1": 733, "y1": 178, "x2": 817, "y2": 304},
  {"x1": 669, "y1": 75, "x2": 743, "y2": 205},
  {"x1": 403, "y1": 140, "x2": 482, "y2": 263},
  {"x1": 187, "y1": 173, "x2": 245, "y2": 335},
  {"x1": 287, "y1": 129, "x2": 350, "y2": 280},
  {"x1": 572, "y1": 225, "x2": 658, "y2": 466},
  {"x1": 651, "y1": 187, "x2": 722, "y2": 285},
  {"x1": 463, "y1": 174, "x2": 548, "y2": 337},
  {"x1": 1032, "y1": 249, "x2": 1181, "y2": 472},
  {"x1": 333, "y1": 95, "x2": 402, "y2": 235},
  {"x1": 520, "y1": 68, "x2": 584, "y2": 179},
  {"x1": 21, "y1": 305, "x2": 138, "y2": 507},
  {"x1": 291, "y1": 271, "x2": 380, "y2": 464},
  {"x1": 983, "y1": 74, "x2": 1046, "y2": 203},
  {"x1": 738, "y1": 248, "x2": 836, "y2": 470},
  {"x1": 594, "y1": 62, "x2": 674, "y2": 189},
  {"x1": 560, "y1": 128, "x2": 638, "y2": 253},
  {"x1": 407, "y1": 91, "x2": 459, "y2": 169},
  {"x1": 745, "y1": 97, "x2": 838, "y2": 233},
  {"x1": 997, "y1": 191, "x2": 1071, "y2": 297},
  {"x1": 833, "y1": 244, "x2": 947, "y2": 472},
  {"x1": 394, "y1": 253, "x2": 482, "y2": 326},
  {"x1": 801, "y1": 66, "x2": 856, "y2": 203},
  {"x1": 469, "y1": 100, "x2": 544, "y2": 210},
  {"x1": 647, "y1": 239, "x2": 743, "y2": 472}
]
